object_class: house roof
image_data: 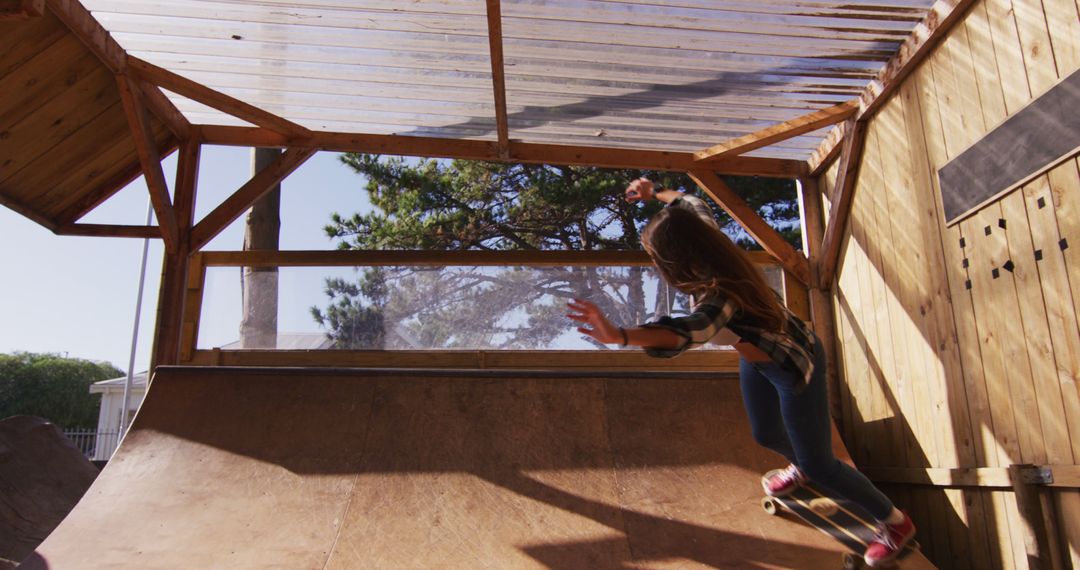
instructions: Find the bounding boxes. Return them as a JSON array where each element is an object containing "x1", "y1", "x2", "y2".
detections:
[
  {"x1": 1, "y1": 0, "x2": 955, "y2": 236},
  {"x1": 91, "y1": 371, "x2": 149, "y2": 393}
]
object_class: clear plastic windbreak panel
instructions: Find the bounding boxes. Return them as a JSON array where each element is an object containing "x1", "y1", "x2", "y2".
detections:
[
  {"x1": 85, "y1": 0, "x2": 498, "y2": 139},
  {"x1": 498, "y1": 0, "x2": 933, "y2": 159},
  {"x1": 198, "y1": 264, "x2": 783, "y2": 351}
]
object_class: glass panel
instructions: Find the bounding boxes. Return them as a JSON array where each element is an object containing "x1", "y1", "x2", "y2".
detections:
[{"x1": 197, "y1": 264, "x2": 783, "y2": 351}]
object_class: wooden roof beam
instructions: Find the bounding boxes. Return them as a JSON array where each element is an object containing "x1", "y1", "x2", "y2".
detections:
[
  {"x1": 190, "y1": 146, "x2": 316, "y2": 251},
  {"x1": 485, "y1": 0, "x2": 510, "y2": 159},
  {"x1": 137, "y1": 80, "x2": 190, "y2": 142},
  {"x1": 54, "y1": 223, "x2": 161, "y2": 238},
  {"x1": 694, "y1": 100, "x2": 858, "y2": 162},
  {"x1": 0, "y1": 193, "x2": 58, "y2": 232},
  {"x1": 806, "y1": 0, "x2": 978, "y2": 174},
  {"x1": 44, "y1": 0, "x2": 125, "y2": 73},
  {"x1": 128, "y1": 57, "x2": 313, "y2": 141},
  {"x1": 688, "y1": 168, "x2": 810, "y2": 286},
  {"x1": 198, "y1": 125, "x2": 808, "y2": 177},
  {"x1": 116, "y1": 73, "x2": 180, "y2": 253},
  {"x1": 816, "y1": 119, "x2": 868, "y2": 289}
]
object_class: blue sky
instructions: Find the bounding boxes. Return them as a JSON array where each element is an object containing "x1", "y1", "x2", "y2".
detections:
[{"x1": 0, "y1": 146, "x2": 370, "y2": 371}]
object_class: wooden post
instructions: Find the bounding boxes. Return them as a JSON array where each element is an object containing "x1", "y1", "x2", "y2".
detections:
[
  {"x1": 1008, "y1": 464, "x2": 1058, "y2": 570},
  {"x1": 798, "y1": 176, "x2": 842, "y2": 422},
  {"x1": 149, "y1": 246, "x2": 191, "y2": 369},
  {"x1": 817, "y1": 118, "x2": 868, "y2": 289},
  {"x1": 240, "y1": 148, "x2": 282, "y2": 349},
  {"x1": 149, "y1": 140, "x2": 200, "y2": 370}
]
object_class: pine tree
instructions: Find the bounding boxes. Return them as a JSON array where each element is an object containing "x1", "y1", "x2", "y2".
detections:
[{"x1": 312, "y1": 155, "x2": 799, "y2": 349}]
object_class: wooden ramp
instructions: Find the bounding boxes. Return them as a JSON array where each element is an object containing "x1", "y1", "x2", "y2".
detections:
[{"x1": 24, "y1": 367, "x2": 932, "y2": 569}]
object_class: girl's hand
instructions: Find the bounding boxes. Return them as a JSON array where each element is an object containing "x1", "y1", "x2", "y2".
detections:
[
  {"x1": 624, "y1": 177, "x2": 655, "y2": 203},
  {"x1": 567, "y1": 299, "x2": 623, "y2": 345}
]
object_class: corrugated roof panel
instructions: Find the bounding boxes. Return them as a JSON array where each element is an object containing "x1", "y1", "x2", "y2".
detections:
[
  {"x1": 80, "y1": 0, "x2": 938, "y2": 161},
  {"x1": 85, "y1": 0, "x2": 499, "y2": 139},
  {"x1": 499, "y1": 0, "x2": 932, "y2": 158}
]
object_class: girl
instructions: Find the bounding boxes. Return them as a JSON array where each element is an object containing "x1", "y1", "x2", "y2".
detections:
[{"x1": 566, "y1": 178, "x2": 915, "y2": 568}]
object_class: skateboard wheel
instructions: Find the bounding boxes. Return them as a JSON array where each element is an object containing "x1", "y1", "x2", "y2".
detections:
[
  {"x1": 841, "y1": 552, "x2": 863, "y2": 569},
  {"x1": 761, "y1": 497, "x2": 779, "y2": 516}
]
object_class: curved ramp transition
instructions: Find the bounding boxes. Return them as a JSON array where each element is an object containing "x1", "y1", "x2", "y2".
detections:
[{"x1": 25, "y1": 367, "x2": 929, "y2": 569}]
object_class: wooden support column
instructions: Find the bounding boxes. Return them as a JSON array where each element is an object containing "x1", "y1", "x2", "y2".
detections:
[
  {"x1": 150, "y1": 139, "x2": 200, "y2": 370},
  {"x1": 817, "y1": 118, "x2": 868, "y2": 289},
  {"x1": 1008, "y1": 464, "x2": 1062, "y2": 570},
  {"x1": 688, "y1": 169, "x2": 811, "y2": 286},
  {"x1": 798, "y1": 176, "x2": 842, "y2": 421},
  {"x1": 149, "y1": 245, "x2": 190, "y2": 369}
]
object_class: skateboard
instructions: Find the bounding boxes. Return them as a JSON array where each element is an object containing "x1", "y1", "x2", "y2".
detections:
[{"x1": 760, "y1": 472, "x2": 920, "y2": 569}]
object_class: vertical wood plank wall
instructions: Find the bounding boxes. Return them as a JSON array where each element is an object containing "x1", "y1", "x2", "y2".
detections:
[{"x1": 821, "y1": 0, "x2": 1080, "y2": 567}]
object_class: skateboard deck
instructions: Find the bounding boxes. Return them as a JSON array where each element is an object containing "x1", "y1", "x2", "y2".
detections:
[{"x1": 760, "y1": 472, "x2": 920, "y2": 569}]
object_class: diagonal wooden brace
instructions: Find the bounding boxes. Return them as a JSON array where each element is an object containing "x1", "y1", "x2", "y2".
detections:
[{"x1": 688, "y1": 168, "x2": 810, "y2": 286}]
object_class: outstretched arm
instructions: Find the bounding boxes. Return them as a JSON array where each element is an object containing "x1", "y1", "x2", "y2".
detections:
[
  {"x1": 624, "y1": 177, "x2": 719, "y2": 230},
  {"x1": 567, "y1": 299, "x2": 682, "y2": 349},
  {"x1": 624, "y1": 177, "x2": 682, "y2": 205}
]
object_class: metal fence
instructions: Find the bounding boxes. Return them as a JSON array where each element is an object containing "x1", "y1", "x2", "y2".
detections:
[{"x1": 63, "y1": 429, "x2": 121, "y2": 460}]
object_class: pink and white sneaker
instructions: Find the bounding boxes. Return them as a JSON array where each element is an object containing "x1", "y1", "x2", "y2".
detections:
[
  {"x1": 865, "y1": 511, "x2": 916, "y2": 567},
  {"x1": 761, "y1": 464, "x2": 806, "y2": 497}
]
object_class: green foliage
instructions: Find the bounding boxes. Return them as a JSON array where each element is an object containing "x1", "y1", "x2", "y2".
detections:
[
  {"x1": 327, "y1": 155, "x2": 800, "y2": 251},
  {"x1": 313, "y1": 155, "x2": 800, "y2": 349},
  {"x1": 0, "y1": 352, "x2": 121, "y2": 429}
]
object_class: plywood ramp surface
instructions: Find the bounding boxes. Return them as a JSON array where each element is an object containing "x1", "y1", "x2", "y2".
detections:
[{"x1": 26, "y1": 367, "x2": 927, "y2": 569}]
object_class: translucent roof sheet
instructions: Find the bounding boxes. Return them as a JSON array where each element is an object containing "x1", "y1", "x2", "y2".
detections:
[{"x1": 84, "y1": 0, "x2": 936, "y2": 160}]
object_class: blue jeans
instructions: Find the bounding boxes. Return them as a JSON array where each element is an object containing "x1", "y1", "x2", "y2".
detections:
[{"x1": 739, "y1": 339, "x2": 894, "y2": 520}]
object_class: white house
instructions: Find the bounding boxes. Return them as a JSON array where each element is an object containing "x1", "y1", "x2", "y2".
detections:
[{"x1": 89, "y1": 371, "x2": 147, "y2": 460}]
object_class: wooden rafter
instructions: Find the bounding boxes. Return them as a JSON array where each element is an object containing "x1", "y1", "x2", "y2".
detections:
[
  {"x1": 44, "y1": 0, "x2": 125, "y2": 73},
  {"x1": 127, "y1": 57, "x2": 312, "y2": 141},
  {"x1": 694, "y1": 100, "x2": 858, "y2": 162},
  {"x1": 805, "y1": 0, "x2": 978, "y2": 173},
  {"x1": 687, "y1": 169, "x2": 810, "y2": 286},
  {"x1": 817, "y1": 119, "x2": 868, "y2": 289},
  {"x1": 55, "y1": 223, "x2": 160, "y2": 238},
  {"x1": 56, "y1": 142, "x2": 178, "y2": 226},
  {"x1": 137, "y1": 80, "x2": 190, "y2": 141},
  {"x1": 116, "y1": 73, "x2": 180, "y2": 253},
  {"x1": 190, "y1": 147, "x2": 317, "y2": 251},
  {"x1": 0, "y1": 193, "x2": 58, "y2": 232},
  {"x1": 807, "y1": 120, "x2": 849, "y2": 176},
  {"x1": 198, "y1": 125, "x2": 808, "y2": 177},
  {"x1": 484, "y1": 0, "x2": 510, "y2": 159}
]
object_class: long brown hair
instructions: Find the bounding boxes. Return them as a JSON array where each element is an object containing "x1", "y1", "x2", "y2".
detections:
[{"x1": 641, "y1": 206, "x2": 787, "y2": 332}]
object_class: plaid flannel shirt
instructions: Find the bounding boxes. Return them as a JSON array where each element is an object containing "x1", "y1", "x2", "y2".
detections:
[{"x1": 640, "y1": 194, "x2": 818, "y2": 388}]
